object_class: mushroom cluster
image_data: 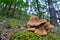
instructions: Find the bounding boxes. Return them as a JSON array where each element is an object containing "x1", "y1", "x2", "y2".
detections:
[{"x1": 27, "y1": 16, "x2": 54, "y2": 35}]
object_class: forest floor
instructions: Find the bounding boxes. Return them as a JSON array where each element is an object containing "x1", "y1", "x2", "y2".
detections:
[{"x1": 0, "y1": 18, "x2": 60, "y2": 40}]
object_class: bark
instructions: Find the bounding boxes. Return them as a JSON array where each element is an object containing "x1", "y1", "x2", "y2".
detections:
[
  {"x1": 6, "y1": 0, "x2": 12, "y2": 18},
  {"x1": 2, "y1": 4, "x2": 7, "y2": 16},
  {"x1": 36, "y1": 0, "x2": 41, "y2": 18},
  {"x1": 0, "y1": 4, "x2": 2, "y2": 16},
  {"x1": 11, "y1": 4, "x2": 16, "y2": 18},
  {"x1": 48, "y1": 0, "x2": 58, "y2": 27}
]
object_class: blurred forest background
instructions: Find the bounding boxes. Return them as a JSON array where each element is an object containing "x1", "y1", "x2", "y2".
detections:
[{"x1": 0, "y1": 0, "x2": 60, "y2": 40}]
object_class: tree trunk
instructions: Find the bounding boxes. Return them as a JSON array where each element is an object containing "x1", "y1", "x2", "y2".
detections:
[
  {"x1": 36, "y1": 0, "x2": 41, "y2": 18},
  {"x1": 48, "y1": 0, "x2": 58, "y2": 27},
  {"x1": 11, "y1": 4, "x2": 16, "y2": 18},
  {"x1": 6, "y1": 0, "x2": 12, "y2": 18},
  {"x1": 0, "y1": 4, "x2": 2, "y2": 16},
  {"x1": 0, "y1": 4, "x2": 7, "y2": 16}
]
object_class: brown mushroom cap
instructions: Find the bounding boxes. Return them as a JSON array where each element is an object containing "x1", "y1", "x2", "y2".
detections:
[
  {"x1": 27, "y1": 21, "x2": 42, "y2": 26},
  {"x1": 38, "y1": 19, "x2": 47, "y2": 23},
  {"x1": 27, "y1": 16, "x2": 39, "y2": 26},
  {"x1": 27, "y1": 16, "x2": 47, "y2": 26},
  {"x1": 34, "y1": 27, "x2": 47, "y2": 35},
  {"x1": 43, "y1": 22, "x2": 54, "y2": 29},
  {"x1": 27, "y1": 27, "x2": 35, "y2": 31},
  {"x1": 30, "y1": 16, "x2": 39, "y2": 21}
]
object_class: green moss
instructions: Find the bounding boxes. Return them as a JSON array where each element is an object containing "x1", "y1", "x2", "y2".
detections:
[{"x1": 9, "y1": 31, "x2": 60, "y2": 40}]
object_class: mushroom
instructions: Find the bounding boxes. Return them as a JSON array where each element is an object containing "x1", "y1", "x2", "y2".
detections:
[
  {"x1": 43, "y1": 22, "x2": 54, "y2": 29},
  {"x1": 27, "y1": 16, "x2": 46, "y2": 26},
  {"x1": 27, "y1": 16, "x2": 54, "y2": 35},
  {"x1": 34, "y1": 26, "x2": 47, "y2": 35}
]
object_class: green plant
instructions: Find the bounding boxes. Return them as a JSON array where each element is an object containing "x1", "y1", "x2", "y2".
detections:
[
  {"x1": 5, "y1": 18, "x2": 20, "y2": 28},
  {"x1": 0, "y1": 16, "x2": 5, "y2": 19},
  {"x1": 53, "y1": 26, "x2": 60, "y2": 38},
  {"x1": 9, "y1": 31, "x2": 60, "y2": 40}
]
